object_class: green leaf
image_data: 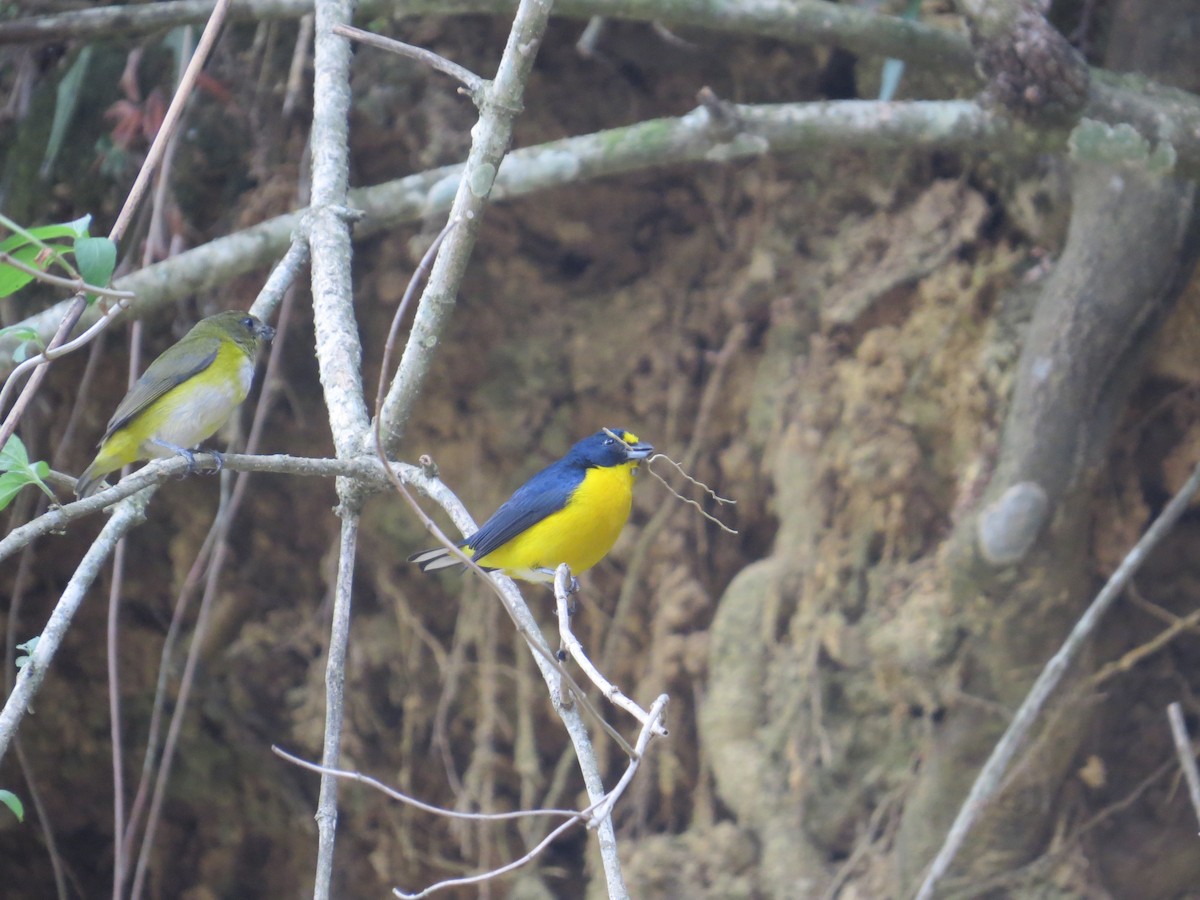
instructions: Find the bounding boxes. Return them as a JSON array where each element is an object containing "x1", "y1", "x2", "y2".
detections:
[
  {"x1": 16, "y1": 637, "x2": 38, "y2": 656},
  {"x1": 42, "y1": 46, "x2": 94, "y2": 179},
  {"x1": 1, "y1": 325, "x2": 44, "y2": 365},
  {"x1": 0, "y1": 471, "x2": 31, "y2": 510},
  {"x1": 0, "y1": 215, "x2": 90, "y2": 254},
  {"x1": 0, "y1": 246, "x2": 41, "y2": 298},
  {"x1": 60, "y1": 214, "x2": 93, "y2": 239},
  {"x1": 74, "y1": 236, "x2": 117, "y2": 298},
  {"x1": 0, "y1": 435, "x2": 30, "y2": 471},
  {"x1": 26, "y1": 463, "x2": 55, "y2": 502},
  {"x1": 0, "y1": 437, "x2": 56, "y2": 508},
  {"x1": 0, "y1": 215, "x2": 92, "y2": 297},
  {"x1": 0, "y1": 790, "x2": 24, "y2": 823},
  {"x1": 0, "y1": 326, "x2": 41, "y2": 345},
  {"x1": 0, "y1": 215, "x2": 92, "y2": 296}
]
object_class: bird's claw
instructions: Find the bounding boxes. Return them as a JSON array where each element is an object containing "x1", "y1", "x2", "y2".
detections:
[{"x1": 205, "y1": 449, "x2": 224, "y2": 475}]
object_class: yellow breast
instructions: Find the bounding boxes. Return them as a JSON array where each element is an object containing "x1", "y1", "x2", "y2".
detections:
[
  {"x1": 476, "y1": 461, "x2": 639, "y2": 581},
  {"x1": 126, "y1": 342, "x2": 254, "y2": 459}
]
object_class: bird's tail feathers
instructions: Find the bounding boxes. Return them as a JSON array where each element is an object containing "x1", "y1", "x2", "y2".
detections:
[
  {"x1": 75, "y1": 460, "x2": 117, "y2": 498},
  {"x1": 408, "y1": 547, "x2": 466, "y2": 573}
]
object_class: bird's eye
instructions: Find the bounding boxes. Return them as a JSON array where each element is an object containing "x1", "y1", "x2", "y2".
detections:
[
  {"x1": 241, "y1": 316, "x2": 254, "y2": 330},
  {"x1": 603, "y1": 437, "x2": 614, "y2": 446}
]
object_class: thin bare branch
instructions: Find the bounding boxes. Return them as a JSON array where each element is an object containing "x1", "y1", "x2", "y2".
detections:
[
  {"x1": 0, "y1": 251, "x2": 135, "y2": 299},
  {"x1": 0, "y1": 453, "x2": 424, "y2": 566},
  {"x1": 273, "y1": 746, "x2": 581, "y2": 821},
  {"x1": 283, "y1": 13, "x2": 315, "y2": 118},
  {"x1": 312, "y1": 511, "x2": 360, "y2": 900},
  {"x1": 0, "y1": 488, "x2": 155, "y2": 766},
  {"x1": 583, "y1": 693, "x2": 669, "y2": 826},
  {"x1": 554, "y1": 565, "x2": 668, "y2": 736},
  {"x1": 376, "y1": 0, "x2": 560, "y2": 452},
  {"x1": 332, "y1": 24, "x2": 487, "y2": 98},
  {"x1": 110, "y1": 0, "x2": 234, "y2": 243},
  {"x1": 1089, "y1": 604, "x2": 1200, "y2": 687},
  {"x1": 1167, "y1": 703, "x2": 1200, "y2": 832},
  {"x1": 388, "y1": 694, "x2": 665, "y2": 898},
  {"x1": 645, "y1": 454, "x2": 739, "y2": 534},
  {"x1": 372, "y1": 220, "x2": 457, "y2": 421},
  {"x1": 129, "y1": 505, "x2": 234, "y2": 900},
  {"x1": 394, "y1": 816, "x2": 583, "y2": 899},
  {"x1": 107, "y1": 537, "x2": 129, "y2": 897}
]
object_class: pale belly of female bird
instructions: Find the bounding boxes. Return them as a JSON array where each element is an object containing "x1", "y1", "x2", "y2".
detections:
[{"x1": 137, "y1": 362, "x2": 253, "y2": 457}]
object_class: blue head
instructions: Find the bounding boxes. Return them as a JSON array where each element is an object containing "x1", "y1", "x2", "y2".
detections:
[{"x1": 568, "y1": 428, "x2": 654, "y2": 468}]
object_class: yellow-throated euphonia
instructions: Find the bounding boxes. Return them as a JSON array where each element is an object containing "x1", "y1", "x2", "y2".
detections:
[
  {"x1": 75, "y1": 310, "x2": 275, "y2": 497},
  {"x1": 410, "y1": 428, "x2": 654, "y2": 584}
]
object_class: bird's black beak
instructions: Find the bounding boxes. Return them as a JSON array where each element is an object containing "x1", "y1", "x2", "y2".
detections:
[{"x1": 625, "y1": 441, "x2": 654, "y2": 460}]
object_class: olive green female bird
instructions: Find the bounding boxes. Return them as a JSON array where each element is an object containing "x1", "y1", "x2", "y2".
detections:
[{"x1": 74, "y1": 311, "x2": 275, "y2": 497}]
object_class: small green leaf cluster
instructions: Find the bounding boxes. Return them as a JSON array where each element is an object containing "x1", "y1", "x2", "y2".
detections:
[
  {"x1": 0, "y1": 436, "x2": 55, "y2": 511},
  {"x1": 0, "y1": 213, "x2": 117, "y2": 303}
]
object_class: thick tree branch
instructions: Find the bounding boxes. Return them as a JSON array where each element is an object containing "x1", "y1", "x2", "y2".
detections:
[
  {"x1": 955, "y1": 0, "x2": 1089, "y2": 116},
  {"x1": 305, "y1": 1, "x2": 366, "y2": 894},
  {"x1": 0, "y1": 0, "x2": 975, "y2": 76},
  {"x1": 917, "y1": 457, "x2": 1200, "y2": 900},
  {"x1": 975, "y1": 165, "x2": 1199, "y2": 566},
  {"x1": 0, "y1": 99, "x2": 1042, "y2": 376}
]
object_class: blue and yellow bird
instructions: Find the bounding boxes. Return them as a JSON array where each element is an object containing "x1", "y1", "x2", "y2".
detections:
[{"x1": 409, "y1": 428, "x2": 654, "y2": 584}]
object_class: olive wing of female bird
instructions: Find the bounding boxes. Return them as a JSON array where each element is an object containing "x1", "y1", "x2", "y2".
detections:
[{"x1": 102, "y1": 338, "x2": 223, "y2": 438}]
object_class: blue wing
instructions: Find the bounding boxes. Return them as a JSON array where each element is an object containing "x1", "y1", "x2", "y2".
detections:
[{"x1": 465, "y1": 462, "x2": 583, "y2": 561}]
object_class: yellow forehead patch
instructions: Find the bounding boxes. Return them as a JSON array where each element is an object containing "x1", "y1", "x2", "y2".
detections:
[{"x1": 603, "y1": 427, "x2": 640, "y2": 446}]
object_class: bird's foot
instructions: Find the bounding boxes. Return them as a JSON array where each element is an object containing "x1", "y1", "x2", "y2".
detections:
[
  {"x1": 541, "y1": 567, "x2": 580, "y2": 596},
  {"x1": 204, "y1": 449, "x2": 224, "y2": 475},
  {"x1": 150, "y1": 439, "x2": 199, "y2": 477}
]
